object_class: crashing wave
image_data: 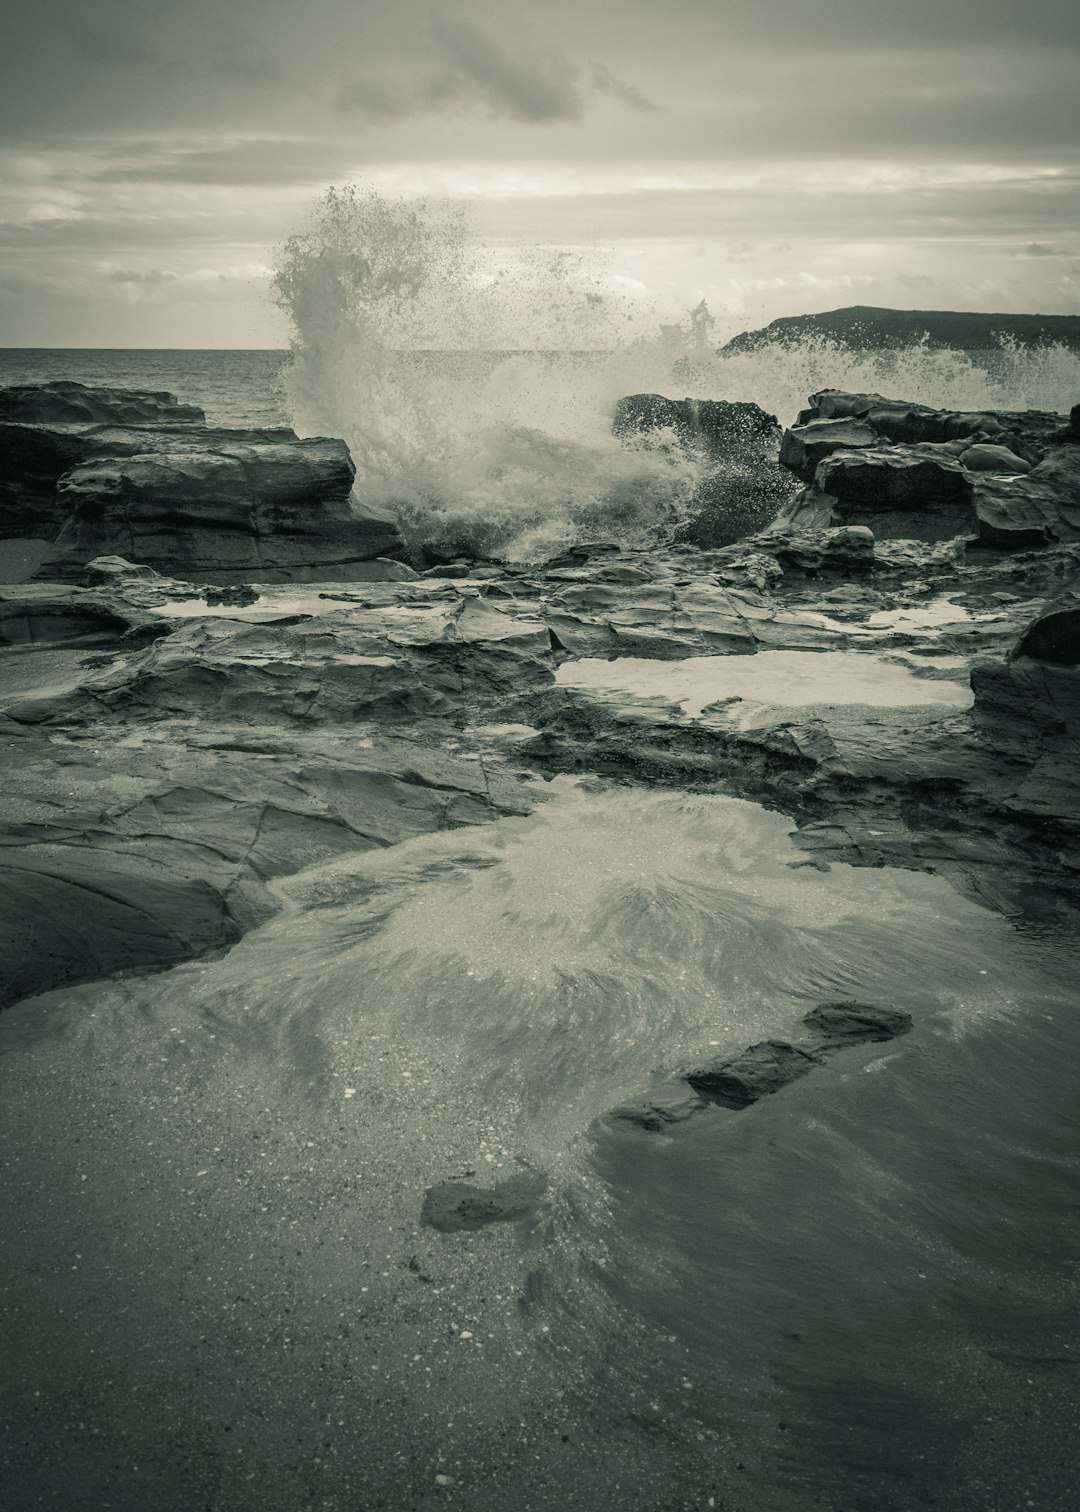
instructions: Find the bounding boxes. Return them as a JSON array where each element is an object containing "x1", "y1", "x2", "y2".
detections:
[{"x1": 273, "y1": 185, "x2": 1080, "y2": 562}]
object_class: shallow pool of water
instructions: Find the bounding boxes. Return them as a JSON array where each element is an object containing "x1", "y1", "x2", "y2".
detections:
[
  {"x1": 1, "y1": 781, "x2": 1076, "y2": 1511},
  {"x1": 558, "y1": 648, "x2": 974, "y2": 721}
]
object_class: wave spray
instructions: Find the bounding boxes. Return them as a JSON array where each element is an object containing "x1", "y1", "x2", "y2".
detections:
[{"x1": 273, "y1": 185, "x2": 1080, "y2": 562}]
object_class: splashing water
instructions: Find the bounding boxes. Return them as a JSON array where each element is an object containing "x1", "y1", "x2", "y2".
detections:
[{"x1": 273, "y1": 185, "x2": 1080, "y2": 562}]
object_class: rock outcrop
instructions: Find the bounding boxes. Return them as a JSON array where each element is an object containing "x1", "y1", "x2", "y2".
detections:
[
  {"x1": 612, "y1": 392, "x2": 797, "y2": 547},
  {"x1": 774, "y1": 389, "x2": 1080, "y2": 549},
  {"x1": 0, "y1": 379, "x2": 206, "y2": 427},
  {"x1": 0, "y1": 381, "x2": 405, "y2": 583}
]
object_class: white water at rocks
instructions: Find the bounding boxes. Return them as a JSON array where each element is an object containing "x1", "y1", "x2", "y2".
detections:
[{"x1": 274, "y1": 186, "x2": 1080, "y2": 562}]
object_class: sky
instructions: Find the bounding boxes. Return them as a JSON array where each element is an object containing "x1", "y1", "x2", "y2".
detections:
[{"x1": 1, "y1": 0, "x2": 1078, "y2": 347}]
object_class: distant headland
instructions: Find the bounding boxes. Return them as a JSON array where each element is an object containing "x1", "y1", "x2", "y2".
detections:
[{"x1": 722, "y1": 305, "x2": 1080, "y2": 353}]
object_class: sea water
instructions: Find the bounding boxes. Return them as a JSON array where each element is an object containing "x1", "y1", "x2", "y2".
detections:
[{"x1": 1, "y1": 783, "x2": 1078, "y2": 1509}]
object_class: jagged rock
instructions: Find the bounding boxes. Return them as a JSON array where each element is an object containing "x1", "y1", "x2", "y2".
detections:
[
  {"x1": 0, "y1": 421, "x2": 306, "y2": 531},
  {"x1": 38, "y1": 441, "x2": 404, "y2": 583},
  {"x1": 779, "y1": 417, "x2": 878, "y2": 480},
  {"x1": 613, "y1": 393, "x2": 778, "y2": 448},
  {"x1": 797, "y1": 390, "x2": 1060, "y2": 457},
  {"x1": 816, "y1": 448, "x2": 972, "y2": 510},
  {"x1": 619, "y1": 1004, "x2": 913, "y2": 1130},
  {"x1": 800, "y1": 1002, "x2": 913, "y2": 1049},
  {"x1": 776, "y1": 451, "x2": 975, "y2": 544},
  {"x1": 970, "y1": 449, "x2": 1080, "y2": 548},
  {"x1": 0, "y1": 384, "x2": 407, "y2": 583},
  {"x1": 613, "y1": 392, "x2": 795, "y2": 547},
  {"x1": 761, "y1": 524, "x2": 876, "y2": 574},
  {"x1": 1013, "y1": 582, "x2": 1080, "y2": 664},
  {"x1": 685, "y1": 1040, "x2": 821, "y2": 1108},
  {"x1": 0, "y1": 379, "x2": 205, "y2": 427}
]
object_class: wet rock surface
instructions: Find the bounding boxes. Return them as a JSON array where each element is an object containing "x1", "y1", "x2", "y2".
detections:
[
  {"x1": 0, "y1": 380, "x2": 403, "y2": 581},
  {"x1": 776, "y1": 389, "x2": 1080, "y2": 548},
  {"x1": 613, "y1": 390, "x2": 798, "y2": 546},
  {"x1": 612, "y1": 1002, "x2": 914, "y2": 1129},
  {"x1": 1, "y1": 383, "x2": 1079, "y2": 1020}
]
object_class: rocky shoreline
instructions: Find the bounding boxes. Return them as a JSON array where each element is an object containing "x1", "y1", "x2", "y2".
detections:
[{"x1": 2, "y1": 376, "x2": 1078, "y2": 1060}]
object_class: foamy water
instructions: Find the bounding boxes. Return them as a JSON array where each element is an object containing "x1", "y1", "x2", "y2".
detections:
[{"x1": 269, "y1": 186, "x2": 1080, "y2": 562}]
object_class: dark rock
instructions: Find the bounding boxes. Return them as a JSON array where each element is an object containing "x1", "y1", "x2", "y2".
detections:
[
  {"x1": 816, "y1": 448, "x2": 972, "y2": 511},
  {"x1": 779, "y1": 418, "x2": 878, "y2": 480},
  {"x1": 685, "y1": 1040, "x2": 821, "y2": 1108},
  {"x1": 970, "y1": 449, "x2": 1080, "y2": 548},
  {"x1": 421, "y1": 1170, "x2": 547, "y2": 1232},
  {"x1": 761, "y1": 524, "x2": 876, "y2": 575},
  {"x1": 39, "y1": 441, "x2": 404, "y2": 583},
  {"x1": 796, "y1": 389, "x2": 1061, "y2": 455},
  {"x1": 609, "y1": 1083, "x2": 706, "y2": 1131},
  {"x1": 0, "y1": 594, "x2": 138, "y2": 647},
  {"x1": 960, "y1": 443, "x2": 1031, "y2": 474},
  {"x1": 613, "y1": 393, "x2": 794, "y2": 547},
  {"x1": 613, "y1": 393, "x2": 778, "y2": 448},
  {"x1": 0, "y1": 849, "x2": 242, "y2": 1011},
  {"x1": 801, "y1": 1002, "x2": 913, "y2": 1051},
  {"x1": 0, "y1": 380, "x2": 205, "y2": 427},
  {"x1": 0, "y1": 385, "x2": 407, "y2": 583},
  {"x1": 1013, "y1": 582, "x2": 1080, "y2": 665}
]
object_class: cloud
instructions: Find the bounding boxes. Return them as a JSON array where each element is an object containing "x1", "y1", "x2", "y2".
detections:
[
  {"x1": 107, "y1": 267, "x2": 177, "y2": 283},
  {"x1": 589, "y1": 64, "x2": 663, "y2": 114},
  {"x1": 67, "y1": 22, "x2": 163, "y2": 71},
  {"x1": 428, "y1": 14, "x2": 584, "y2": 122},
  {"x1": 1022, "y1": 241, "x2": 1061, "y2": 256}
]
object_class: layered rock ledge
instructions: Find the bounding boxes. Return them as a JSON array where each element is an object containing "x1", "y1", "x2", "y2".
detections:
[
  {"x1": 0, "y1": 378, "x2": 403, "y2": 582},
  {"x1": 1, "y1": 379, "x2": 1079, "y2": 1026}
]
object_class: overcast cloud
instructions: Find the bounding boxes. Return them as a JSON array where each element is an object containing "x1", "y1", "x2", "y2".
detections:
[{"x1": 1, "y1": 0, "x2": 1077, "y2": 344}]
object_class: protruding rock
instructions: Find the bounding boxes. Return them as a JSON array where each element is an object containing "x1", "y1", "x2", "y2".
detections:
[
  {"x1": 613, "y1": 392, "x2": 794, "y2": 547},
  {"x1": 960, "y1": 443, "x2": 1031, "y2": 474},
  {"x1": 0, "y1": 380, "x2": 205, "y2": 427},
  {"x1": 613, "y1": 393, "x2": 778, "y2": 448},
  {"x1": 1013, "y1": 582, "x2": 1080, "y2": 665},
  {"x1": 40, "y1": 440, "x2": 404, "y2": 583},
  {"x1": 685, "y1": 1040, "x2": 821, "y2": 1108},
  {"x1": 761, "y1": 523, "x2": 876, "y2": 575},
  {"x1": 816, "y1": 448, "x2": 972, "y2": 511},
  {"x1": 801, "y1": 1002, "x2": 913, "y2": 1050},
  {"x1": 779, "y1": 417, "x2": 877, "y2": 480},
  {"x1": 970, "y1": 449, "x2": 1080, "y2": 548}
]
